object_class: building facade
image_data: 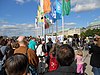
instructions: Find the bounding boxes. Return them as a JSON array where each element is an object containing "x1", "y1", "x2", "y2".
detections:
[{"x1": 87, "y1": 21, "x2": 100, "y2": 29}]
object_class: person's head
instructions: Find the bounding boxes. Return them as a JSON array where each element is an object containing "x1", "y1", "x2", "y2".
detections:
[
  {"x1": 38, "y1": 35, "x2": 40, "y2": 38},
  {"x1": 48, "y1": 38, "x2": 52, "y2": 42},
  {"x1": 55, "y1": 38, "x2": 59, "y2": 43},
  {"x1": 17, "y1": 36, "x2": 28, "y2": 46},
  {"x1": 11, "y1": 42, "x2": 20, "y2": 49},
  {"x1": 32, "y1": 37, "x2": 36, "y2": 41},
  {"x1": 95, "y1": 35, "x2": 100, "y2": 46},
  {"x1": 4, "y1": 53, "x2": 28, "y2": 75},
  {"x1": 93, "y1": 38, "x2": 97, "y2": 45},
  {"x1": 0, "y1": 38, "x2": 7, "y2": 46},
  {"x1": 57, "y1": 44, "x2": 75, "y2": 66},
  {"x1": 76, "y1": 50, "x2": 83, "y2": 56},
  {"x1": 38, "y1": 39, "x2": 42, "y2": 44},
  {"x1": 42, "y1": 40, "x2": 45, "y2": 45}
]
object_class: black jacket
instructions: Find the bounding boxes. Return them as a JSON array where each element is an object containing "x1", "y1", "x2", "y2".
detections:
[
  {"x1": 89, "y1": 44, "x2": 100, "y2": 68},
  {"x1": 46, "y1": 41, "x2": 53, "y2": 53}
]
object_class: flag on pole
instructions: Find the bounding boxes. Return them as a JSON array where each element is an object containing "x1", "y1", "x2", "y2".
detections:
[
  {"x1": 40, "y1": 0, "x2": 44, "y2": 14},
  {"x1": 62, "y1": 0, "x2": 71, "y2": 16},
  {"x1": 56, "y1": 0, "x2": 62, "y2": 14},
  {"x1": 35, "y1": 17, "x2": 38, "y2": 28},
  {"x1": 48, "y1": 6, "x2": 57, "y2": 23},
  {"x1": 43, "y1": 0, "x2": 51, "y2": 14},
  {"x1": 56, "y1": 0, "x2": 62, "y2": 19},
  {"x1": 44, "y1": 16, "x2": 49, "y2": 29},
  {"x1": 37, "y1": 6, "x2": 42, "y2": 22},
  {"x1": 48, "y1": 6, "x2": 61, "y2": 23}
]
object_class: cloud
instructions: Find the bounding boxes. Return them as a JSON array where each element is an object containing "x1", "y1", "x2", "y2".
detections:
[
  {"x1": 16, "y1": 0, "x2": 31, "y2": 4},
  {"x1": 0, "y1": 25, "x2": 18, "y2": 29},
  {"x1": 0, "y1": 20, "x2": 8, "y2": 25},
  {"x1": 15, "y1": 0, "x2": 39, "y2": 4},
  {"x1": 64, "y1": 22, "x2": 76, "y2": 26},
  {"x1": 0, "y1": 24, "x2": 35, "y2": 36},
  {"x1": 71, "y1": 0, "x2": 100, "y2": 12},
  {"x1": 94, "y1": 16, "x2": 100, "y2": 21},
  {"x1": 16, "y1": 0, "x2": 25, "y2": 4}
]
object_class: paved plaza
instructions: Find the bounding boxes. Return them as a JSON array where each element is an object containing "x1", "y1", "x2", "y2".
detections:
[{"x1": 82, "y1": 50, "x2": 93, "y2": 75}]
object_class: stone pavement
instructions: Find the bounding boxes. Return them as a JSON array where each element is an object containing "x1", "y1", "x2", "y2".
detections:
[{"x1": 82, "y1": 50, "x2": 93, "y2": 75}]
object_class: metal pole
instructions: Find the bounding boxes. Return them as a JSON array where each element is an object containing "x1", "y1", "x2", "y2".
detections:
[
  {"x1": 56, "y1": 20, "x2": 58, "y2": 36},
  {"x1": 52, "y1": 24, "x2": 53, "y2": 36},
  {"x1": 62, "y1": 16, "x2": 64, "y2": 35}
]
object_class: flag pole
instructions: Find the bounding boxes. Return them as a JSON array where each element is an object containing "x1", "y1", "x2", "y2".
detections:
[
  {"x1": 62, "y1": 15, "x2": 64, "y2": 35},
  {"x1": 56, "y1": 20, "x2": 58, "y2": 37},
  {"x1": 40, "y1": 0, "x2": 45, "y2": 39},
  {"x1": 52, "y1": 23, "x2": 53, "y2": 37},
  {"x1": 62, "y1": 0, "x2": 64, "y2": 36}
]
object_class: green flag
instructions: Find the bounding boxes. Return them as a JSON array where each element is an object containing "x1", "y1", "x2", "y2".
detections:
[{"x1": 62, "y1": 0, "x2": 71, "y2": 16}]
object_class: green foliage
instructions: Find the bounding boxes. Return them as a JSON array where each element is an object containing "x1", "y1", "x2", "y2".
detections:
[
  {"x1": 80, "y1": 29, "x2": 100, "y2": 37},
  {"x1": 80, "y1": 32, "x2": 86, "y2": 38}
]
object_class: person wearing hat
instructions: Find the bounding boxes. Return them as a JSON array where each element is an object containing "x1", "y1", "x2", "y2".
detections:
[{"x1": 89, "y1": 35, "x2": 100, "y2": 75}]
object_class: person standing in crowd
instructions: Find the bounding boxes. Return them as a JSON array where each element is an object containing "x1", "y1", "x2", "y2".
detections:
[
  {"x1": 28, "y1": 37, "x2": 37, "y2": 51},
  {"x1": 36, "y1": 40, "x2": 45, "y2": 57},
  {"x1": 46, "y1": 38, "x2": 53, "y2": 55},
  {"x1": 63, "y1": 36, "x2": 67, "y2": 44},
  {"x1": 37, "y1": 36, "x2": 41, "y2": 47},
  {"x1": 89, "y1": 35, "x2": 100, "y2": 75},
  {"x1": 49, "y1": 45, "x2": 59, "y2": 72},
  {"x1": 76, "y1": 50, "x2": 84, "y2": 75},
  {"x1": 4, "y1": 53, "x2": 28, "y2": 75},
  {"x1": 0, "y1": 37, "x2": 13, "y2": 75},
  {"x1": 14, "y1": 36, "x2": 39, "y2": 75},
  {"x1": 44, "y1": 44, "x2": 76, "y2": 75},
  {"x1": 46, "y1": 38, "x2": 53, "y2": 66},
  {"x1": 36, "y1": 40, "x2": 46, "y2": 74},
  {"x1": 54, "y1": 38, "x2": 62, "y2": 56}
]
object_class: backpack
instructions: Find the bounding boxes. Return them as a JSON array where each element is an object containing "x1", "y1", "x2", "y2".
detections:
[
  {"x1": 25, "y1": 48, "x2": 38, "y2": 75},
  {"x1": 0, "y1": 50, "x2": 3, "y2": 61},
  {"x1": 49, "y1": 53, "x2": 59, "y2": 72},
  {"x1": 0, "y1": 46, "x2": 4, "y2": 71},
  {"x1": 0, "y1": 46, "x2": 7, "y2": 75},
  {"x1": 27, "y1": 64, "x2": 38, "y2": 75},
  {"x1": 42, "y1": 44, "x2": 46, "y2": 53}
]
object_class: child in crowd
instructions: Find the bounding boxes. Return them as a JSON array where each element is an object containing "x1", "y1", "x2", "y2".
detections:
[{"x1": 76, "y1": 50, "x2": 84, "y2": 75}]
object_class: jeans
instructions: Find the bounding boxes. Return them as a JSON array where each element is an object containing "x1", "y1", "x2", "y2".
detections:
[{"x1": 93, "y1": 67, "x2": 100, "y2": 75}]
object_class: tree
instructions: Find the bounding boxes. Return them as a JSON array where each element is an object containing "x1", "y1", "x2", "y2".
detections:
[
  {"x1": 80, "y1": 32, "x2": 86, "y2": 38},
  {"x1": 80, "y1": 29, "x2": 100, "y2": 37}
]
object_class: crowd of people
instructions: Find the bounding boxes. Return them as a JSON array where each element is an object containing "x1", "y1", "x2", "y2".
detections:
[{"x1": 0, "y1": 34, "x2": 100, "y2": 75}]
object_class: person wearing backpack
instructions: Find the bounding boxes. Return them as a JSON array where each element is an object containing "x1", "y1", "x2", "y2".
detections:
[
  {"x1": 36, "y1": 40, "x2": 47, "y2": 74},
  {"x1": 14, "y1": 36, "x2": 39, "y2": 75},
  {"x1": 49, "y1": 45, "x2": 59, "y2": 72},
  {"x1": 44, "y1": 44, "x2": 76, "y2": 75},
  {"x1": 0, "y1": 37, "x2": 10, "y2": 75}
]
